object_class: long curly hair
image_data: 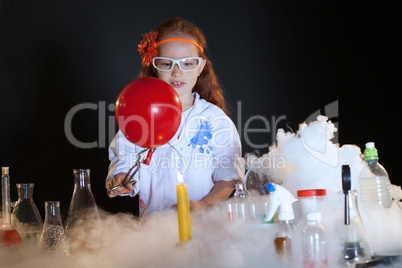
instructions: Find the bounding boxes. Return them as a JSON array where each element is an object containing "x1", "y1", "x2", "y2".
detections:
[{"x1": 138, "y1": 18, "x2": 228, "y2": 114}]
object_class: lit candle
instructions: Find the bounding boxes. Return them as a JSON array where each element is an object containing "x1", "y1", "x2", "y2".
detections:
[{"x1": 176, "y1": 171, "x2": 191, "y2": 242}]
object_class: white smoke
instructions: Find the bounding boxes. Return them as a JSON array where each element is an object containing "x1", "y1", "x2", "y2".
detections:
[
  {"x1": 246, "y1": 115, "x2": 364, "y2": 199},
  {"x1": 1, "y1": 208, "x2": 285, "y2": 268},
  {"x1": 2, "y1": 115, "x2": 402, "y2": 268},
  {"x1": 246, "y1": 115, "x2": 402, "y2": 263}
]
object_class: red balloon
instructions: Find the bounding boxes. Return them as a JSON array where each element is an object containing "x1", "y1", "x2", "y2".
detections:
[{"x1": 115, "y1": 77, "x2": 182, "y2": 148}]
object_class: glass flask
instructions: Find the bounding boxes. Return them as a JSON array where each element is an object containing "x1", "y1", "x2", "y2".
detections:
[
  {"x1": 234, "y1": 181, "x2": 251, "y2": 200},
  {"x1": 1, "y1": 166, "x2": 22, "y2": 248},
  {"x1": 39, "y1": 201, "x2": 69, "y2": 255},
  {"x1": 336, "y1": 190, "x2": 372, "y2": 266},
  {"x1": 233, "y1": 182, "x2": 251, "y2": 223},
  {"x1": 244, "y1": 168, "x2": 271, "y2": 195},
  {"x1": 64, "y1": 169, "x2": 100, "y2": 253},
  {"x1": 11, "y1": 183, "x2": 43, "y2": 246}
]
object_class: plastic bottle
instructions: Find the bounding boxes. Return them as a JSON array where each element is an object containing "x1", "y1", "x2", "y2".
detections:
[
  {"x1": 302, "y1": 212, "x2": 328, "y2": 268},
  {"x1": 274, "y1": 218, "x2": 295, "y2": 259},
  {"x1": 265, "y1": 183, "x2": 297, "y2": 260},
  {"x1": 11, "y1": 183, "x2": 43, "y2": 246},
  {"x1": 359, "y1": 142, "x2": 392, "y2": 208},
  {"x1": 1, "y1": 167, "x2": 22, "y2": 248}
]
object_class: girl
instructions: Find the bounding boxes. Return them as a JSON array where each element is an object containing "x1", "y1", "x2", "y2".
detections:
[{"x1": 106, "y1": 18, "x2": 244, "y2": 216}]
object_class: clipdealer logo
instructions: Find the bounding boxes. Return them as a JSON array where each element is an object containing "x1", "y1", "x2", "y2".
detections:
[
  {"x1": 63, "y1": 99, "x2": 339, "y2": 165},
  {"x1": 64, "y1": 101, "x2": 117, "y2": 149},
  {"x1": 63, "y1": 100, "x2": 289, "y2": 150}
]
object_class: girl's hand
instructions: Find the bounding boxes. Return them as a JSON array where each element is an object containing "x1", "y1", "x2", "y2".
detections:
[
  {"x1": 171, "y1": 200, "x2": 208, "y2": 212},
  {"x1": 107, "y1": 173, "x2": 134, "y2": 198},
  {"x1": 189, "y1": 200, "x2": 209, "y2": 212}
]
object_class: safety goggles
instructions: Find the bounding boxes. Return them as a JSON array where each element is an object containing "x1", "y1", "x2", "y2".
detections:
[{"x1": 152, "y1": 57, "x2": 203, "y2": 72}]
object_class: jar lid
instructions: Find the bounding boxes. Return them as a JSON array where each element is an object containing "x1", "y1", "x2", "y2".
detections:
[{"x1": 297, "y1": 189, "x2": 326, "y2": 197}]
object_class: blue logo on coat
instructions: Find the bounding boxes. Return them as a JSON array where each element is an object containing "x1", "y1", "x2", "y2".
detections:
[{"x1": 188, "y1": 120, "x2": 213, "y2": 154}]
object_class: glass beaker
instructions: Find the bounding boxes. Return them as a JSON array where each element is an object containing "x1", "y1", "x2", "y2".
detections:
[
  {"x1": 336, "y1": 190, "x2": 372, "y2": 266},
  {"x1": 11, "y1": 183, "x2": 43, "y2": 246},
  {"x1": 39, "y1": 201, "x2": 69, "y2": 255}
]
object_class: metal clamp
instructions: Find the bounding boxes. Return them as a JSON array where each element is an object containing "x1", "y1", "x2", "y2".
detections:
[{"x1": 107, "y1": 148, "x2": 154, "y2": 195}]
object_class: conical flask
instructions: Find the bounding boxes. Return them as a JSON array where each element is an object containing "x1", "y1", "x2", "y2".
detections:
[
  {"x1": 39, "y1": 201, "x2": 69, "y2": 255},
  {"x1": 64, "y1": 169, "x2": 100, "y2": 253},
  {"x1": 11, "y1": 183, "x2": 43, "y2": 246},
  {"x1": 244, "y1": 168, "x2": 271, "y2": 195},
  {"x1": 336, "y1": 190, "x2": 373, "y2": 266},
  {"x1": 234, "y1": 182, "x2": 251, "y2": 200},
  {"x1": 65, "y1": 169, "x2": 99, "y2": 231}
]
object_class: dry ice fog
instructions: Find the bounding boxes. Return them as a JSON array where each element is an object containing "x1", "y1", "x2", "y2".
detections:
[{"x1": 1, "y1": 115, "x2": 402, "y2": 268}]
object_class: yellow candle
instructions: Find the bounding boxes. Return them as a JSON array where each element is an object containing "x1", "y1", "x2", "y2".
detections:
[{"x1": 176, "y1": 172, "x2": 191, "y2": 242}]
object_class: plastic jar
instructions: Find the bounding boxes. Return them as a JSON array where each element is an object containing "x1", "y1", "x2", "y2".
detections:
[{"x1": 297, "y1": 189, "x2": 327, "y2": 217}]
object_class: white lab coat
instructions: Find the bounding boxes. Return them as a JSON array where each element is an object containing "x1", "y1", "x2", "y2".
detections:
[{"x1": 106, "y1": 93, "x2": 245, "y2": 216}]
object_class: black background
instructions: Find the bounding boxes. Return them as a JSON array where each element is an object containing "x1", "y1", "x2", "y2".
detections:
[{"x1": 0, "y1": 1, "x2": 399, "y2": 219}]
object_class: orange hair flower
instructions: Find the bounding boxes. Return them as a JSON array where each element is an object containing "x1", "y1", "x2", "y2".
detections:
[{"x1": 137, "y1": 31, "x2": 158, "y2": 66}]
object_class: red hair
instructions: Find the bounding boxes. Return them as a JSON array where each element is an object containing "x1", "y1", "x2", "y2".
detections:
[{"x1": 138, "y1": 18, "x2": 228, "y2": 114}]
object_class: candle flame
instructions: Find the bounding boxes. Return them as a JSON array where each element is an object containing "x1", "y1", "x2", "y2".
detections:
[{"x1": 177, "y1": 171, "x2": 183, "y2": 184}]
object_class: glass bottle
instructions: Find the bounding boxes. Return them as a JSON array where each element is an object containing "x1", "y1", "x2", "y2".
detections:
[
  {"x1": 39, "y1": 201, "x2": 69, "y2": 255},
  {"x1": 234, "y1": 181, "x2": 251, "y2": 200},
  {"x1": 302, "y1": 212, "x2": 328, "y2": 268},
  {"x1": 11, "y1": 183, "x2": 43, "y2": 246},
  {"x1": 1, "y1": 166, "x2": 22, "y2": 247},
  {"x1": 337, "y1": 190, "x2": 372, "y2": 266},
  {"x1": 233, "y1": 181, "x2": 251, "y2": 222},
  {"x1": 64, "y1": 169, "x2": 100, "y2": 253},
  {"x1": 359, "y1": 142, "x2": 392, "y2": 208}
]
